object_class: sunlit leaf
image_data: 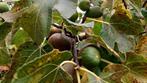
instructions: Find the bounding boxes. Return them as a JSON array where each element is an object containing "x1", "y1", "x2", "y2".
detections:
[
  {"x1": 13, "y1": 2, "x2": 52, "y2": 44},
  {"x1": 135, "y1": 36, "x2": 147, "y2": 57},
  {"x1": 2, "y1": 42, "x2": 39, "y2": 83},
  {"x1": 121, "y1": 72, "x2": 147, "y2": 83},
  {"x1": 93, "y1": 22, "x2": 102, "y2": 35},
  {"x1": 39, "y1": 65, "x2": 73, "y2": 83},
  {"x1": 125, "y1": 52, "x2": 147, "y2": 77},
  {"x1": 12, "y1": 28, "x2": 31, "y2": 47},
  {"x1": 0, "y1": 23, "x2": 11, "y2": 46},
  {"x1": 12, "y1": 49, "x2": 72, "y2": 83},
  {"x1": 110, "y1": 4, "x2": 144, "y2": 35},
  {"x1": 0, "y1": 47, "x2": 11, "y2": 65},
  {"x1": 79, "y1": 67, "x2": 108, "y2": 83},
  {"x1": 102, "y1": 64, "x2": 128, "y2": 83}
]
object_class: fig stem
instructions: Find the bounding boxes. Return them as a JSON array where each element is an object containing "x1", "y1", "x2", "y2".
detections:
[
  {"x1": 72, "y1": 39, "x2": 79, "y2": 66},
  {"x1": 142, "y1": 0, "x2": 147, "y2": 7},
  {"x1": 100, "y1": 58, "x2": 114, "y2": 64},
  {"x1": 81, "y1": 14, "x2": 87, "y2": 23},
  {"x1": 52, "y1": 23, "x2": 62, "y2": 29}
]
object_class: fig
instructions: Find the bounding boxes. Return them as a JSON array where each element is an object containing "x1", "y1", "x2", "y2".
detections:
[
  {"x1": 0, "y1": 2, "x2": 9, "y2": 13},
  {"x1": 79, "y1": 0, "x2": 90, "y2": 11},
  {"x1": 48, "y1": 33, "x2": 71, "y2": 51},
  {"x1": 79, "y1": 46, "x2": 101, "y2": 67},
  {"x1": 86, "y1": 6, "x2": 103, "y2": 18}
]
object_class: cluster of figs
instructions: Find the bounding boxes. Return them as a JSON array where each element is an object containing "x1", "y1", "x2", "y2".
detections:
[
  {"x1": 48, "y1": 0, "x2": 103, "y2": 68},
  {"x1": 68, "y1": 0, "x2": 103, "y2": 22},
  {"x1": 0, "y1": 1, "x2": 102, "y2": 68},
  {"x1": 48, "y1": 26, "x2": 101, "y2": 68}
]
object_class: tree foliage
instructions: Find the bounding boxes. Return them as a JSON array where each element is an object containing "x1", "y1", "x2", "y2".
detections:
[{"x1": 0, "y1": 0, "x2": 147, "y2": 83}]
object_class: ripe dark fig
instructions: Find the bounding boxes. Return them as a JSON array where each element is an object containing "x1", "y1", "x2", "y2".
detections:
[
  {"x1": 48, "y1": 33, "x2": 72, "y2": 51},
  {"x1": 79, "y1": 46, "x2": 101, "y2": 67},
  {"x1": 0, "y1": 2, "x2": 9, "y2": 13},
  {"x1": 86, "y1": 6, "x2": 103, "y2": 18},
  {"x1": 79, "y1": 0, "x2": 90, "y2": 11}
]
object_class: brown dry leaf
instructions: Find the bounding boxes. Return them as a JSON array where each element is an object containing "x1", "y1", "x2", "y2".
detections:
[{"x1": 135, "y1": 36, "x2": 147, "y2": 57}]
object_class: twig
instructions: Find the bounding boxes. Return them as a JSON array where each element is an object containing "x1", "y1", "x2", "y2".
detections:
[
  {"x1": 72, "y1": 39, "x2": 79, "y2": 66},
  {"x1": 52, "y1": 23, "x2": 62, "y2": 29},
  {"x1": 142, "y1": 0, "x2": 147, "y2": 7},
  {"x1": 122, "y1": 0, "x2": 127, "y2": 9},
  {"x1": 81, "y1": 14, "x2": 87, "y2": 24}
]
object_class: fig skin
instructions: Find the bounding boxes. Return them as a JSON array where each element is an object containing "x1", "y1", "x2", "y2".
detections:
[
  {"x1": 0, "y1": 2, "x2": 9, "y2": 13},
  {"x1": 48, "y1": 33, "x2": 72, "y2": 51},
  {"x1": 79, "y1": 0, "x2": 90, "y2": 11},
  {"x1": 79, "y1": 46, "x2": 101, "y2": 67},
  {"x1": 86, "y1": 6, "x2": 103, "y2": 18}
]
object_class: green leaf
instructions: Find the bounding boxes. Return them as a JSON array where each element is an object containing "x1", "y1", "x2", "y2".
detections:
[
  {"x1": 13, "y1": 3, "x2": 52, "y2": 44},
  {"x1": 12, "y1": 49, "x2": 72, "y2": 83},
  {"x1": 39, "y1": 65, "x2": 73, "y2": 83},
  {"x1": 91, "y1": 35, "x2": 121, "y2": 60},
  {"x1": 110, "y1": 12, "x2": 144, "y2": 35},
  {"x1": 54, "y1": 0, "x2": 78, "y2": 19},
  {"x1": 0, "y1": 47, "x2": 11, "y2": 65},
  {"x1": 12, "y1": 28, "x2": 31, "y2": 47},
  {"x1": 0, "y1": 23, "x2": 11, "y2": 46},
  {"x1": 2, "y1": 42, "x2": 39, "y2": 83},
  {"x1": 141, "y1": 8, "x2": 147, "y2": 25},
  {"x1": 93, "y1": 22, "x2": 102, "y2": 35},
  {"x1": 101, "y1": 25, "x2": 136, "y2": 53},
  {"x1": 12, "y1": 64, "x2": 73, "y2": 83}
]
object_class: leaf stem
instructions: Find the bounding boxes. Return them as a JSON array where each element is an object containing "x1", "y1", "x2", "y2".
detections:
[
  {"x1": 88, "y1": 18, "x2": 110, "y2": 25},
  {"x1": 72, "y1": 39, "x2": 79, "y2": 66},
  {"x1": 100, "y1": 58, "x2": 114, "y2": 64}
]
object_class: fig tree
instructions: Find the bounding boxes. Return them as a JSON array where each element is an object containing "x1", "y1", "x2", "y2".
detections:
[
  {"x1": 79, "y1": 46, "x2": 101, "y2": 67},
  {"x1": 48, "y1": 33, "x2": 72, "y2": 51},
  {"x1": 79, "y1": 0, "x2": 90, "y2": 11},
  {"x1": 0, "y1": 2, "x2": 9, "y2": 13},
  {"x1": 86, "y1": 6, "x2": 103, "y2": 18}
]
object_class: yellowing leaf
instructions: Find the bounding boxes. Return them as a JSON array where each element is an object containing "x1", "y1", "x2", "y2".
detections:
[{"x1": 135, "y1": 36, "x2": 147, "y2": 57}]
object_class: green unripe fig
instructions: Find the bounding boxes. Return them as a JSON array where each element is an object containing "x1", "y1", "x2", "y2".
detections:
[
  {"x1": 80, "y1": 46, "x2": 101, "y2": 67},
  {"x1": 79, "y1": 0, "x2": 90, "y2": 11},
  {"x1": 68, "y1": 12, "x2": 78, "y2": 22},
  {"x1": 0, "y1": 2, "x2": 9, "y2": 13},
  {"x1": 48, "y1": 33, "x2": 71, "y2": 51},
  {"x1": 86, "y1": 6, "x2": 103, "y2": 18}
]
